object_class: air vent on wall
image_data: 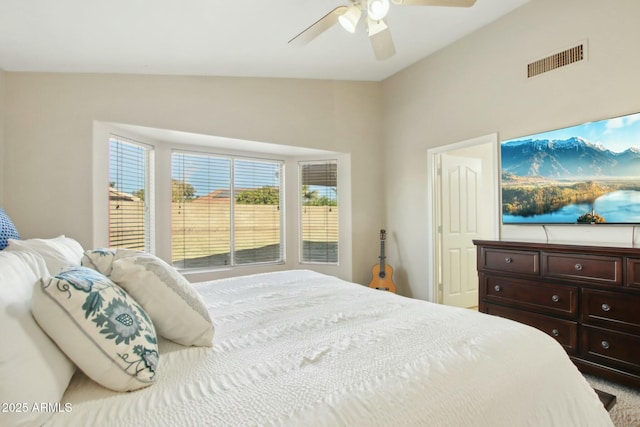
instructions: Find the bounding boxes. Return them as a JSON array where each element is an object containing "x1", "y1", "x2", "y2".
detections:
[{"x1": 527, "y1": 43, "x2": 585, "y2": 78}]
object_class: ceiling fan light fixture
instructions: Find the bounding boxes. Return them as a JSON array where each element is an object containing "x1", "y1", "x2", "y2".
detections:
[
  {"x1": 367, "y1": 0, "x2": 390, "y2": 21},
  {"x1": 338, "y1": 5, "x2": 362, "y2": 33},
  {"x1": 366, "y1": 17, "x2": 388, "y2": 36}
]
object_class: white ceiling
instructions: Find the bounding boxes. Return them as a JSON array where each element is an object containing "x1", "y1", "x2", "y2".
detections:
[{"x1": 0, "y1": 0, "x2": 529, "y2": 82}]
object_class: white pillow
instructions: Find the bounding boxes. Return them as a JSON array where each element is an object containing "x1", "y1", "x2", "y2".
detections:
[
  {"x1": 0, "y1": 251, "x2": 76, "y2": 427},
  {"x1": 32, "y1": 266, "x2": 159, "y2": 392},
  {"x1": 111, "y1": 252, "x2": 214, "y2": 347},
  {"x1": 5, "y1": 235, "x2": 84, "y2": 275}
]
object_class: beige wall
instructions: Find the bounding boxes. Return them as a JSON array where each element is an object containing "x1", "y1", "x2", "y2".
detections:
[
  {"x1": 382, "y1": 0, "x2": 640, "y2": 299},
  {"x1": 0, "y1": 69, "x2": 5, "y2": 205},
  {"x1": 3, "y1": 74, "x2": 384, "y2": 285},
  {"x1": 5, "y1": 0, "x2": 640, "y2": 297}
]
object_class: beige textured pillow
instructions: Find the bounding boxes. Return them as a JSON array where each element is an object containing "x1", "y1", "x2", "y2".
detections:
[
  {"x1": 32, "y1": 266, "x2": 159, "y2": 392},
  {"x1": 111, "y1": 252, "x2": 214, "y2": 347}
]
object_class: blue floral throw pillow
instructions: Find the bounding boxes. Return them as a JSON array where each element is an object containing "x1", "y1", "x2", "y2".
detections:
[
  {"x1": 81, "y1": 248, "x2": 117, "y2": 275},
  {"x1": 81, "y1": 247, "x2": 140, "y2": 276},
  {"x1": 32, "y1": 266, "x2": 159, "y2": 392},
  {"x1": 0, "y1": 208, "x2": 20, "y2": 250}
]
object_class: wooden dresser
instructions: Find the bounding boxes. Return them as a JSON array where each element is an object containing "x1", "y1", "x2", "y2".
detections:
[{"x1": 474, "y1": 239, "x2": 640, "y2": 389}]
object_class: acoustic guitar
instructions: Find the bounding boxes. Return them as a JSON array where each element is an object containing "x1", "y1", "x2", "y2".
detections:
[{"x1": 369, "y1": 229, "x2": 396, "y2": 293}]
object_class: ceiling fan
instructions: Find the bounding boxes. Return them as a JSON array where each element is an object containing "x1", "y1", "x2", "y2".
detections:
[{"x1": 288, "y1": 0, "x2": 477, "y2": 61}]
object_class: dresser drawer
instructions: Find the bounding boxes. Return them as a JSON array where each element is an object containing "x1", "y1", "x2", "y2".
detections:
[
  {"x1": 542, "y1": 252, "x2": 622, "y2": 285},
  {"x1": 628, "y1": 258, "x2": 640, "y2": 288},
  {"x1": 486, "y1": 303, "x2": 577, "y2": 354},
  {"x1": 482, "y1": 276, "x2": 577, "y2": 318},
  {"x1": 582, "y1": 289, "x2": 640, "y2": 332},
  {"x1": 479, "y1": 248, "x2": 539, "y2": 275},
  {"x1": 581, "y1": 325, "x2": 640, "y2": 373}
]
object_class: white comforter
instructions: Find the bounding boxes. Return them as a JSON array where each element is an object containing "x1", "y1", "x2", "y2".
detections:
[{"x1": 48, "y1": 270, "x2": 612, "y2": 427}]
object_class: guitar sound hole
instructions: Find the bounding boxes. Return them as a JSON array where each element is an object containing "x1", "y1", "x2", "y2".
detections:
[{"x1": 379, "y1": 272, "x2": 386, "y2": 278}]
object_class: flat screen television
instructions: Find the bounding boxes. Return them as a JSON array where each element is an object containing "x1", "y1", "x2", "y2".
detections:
[{"x1": 501, "y1": 111, "x2": 640, "y2": 225}]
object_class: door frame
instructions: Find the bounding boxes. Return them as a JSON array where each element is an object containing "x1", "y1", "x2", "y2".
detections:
[{"x1": 426, "y1": 133, "x2": 500, "y2": 304}]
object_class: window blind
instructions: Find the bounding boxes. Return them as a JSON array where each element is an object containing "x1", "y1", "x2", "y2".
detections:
[
  {"x1": 171, "y1": 151, "x2": 283, "y2": 269},
  {"x1": 299, "y1": 160, "x2": 338, "y2": 264},
  {"x1": 233, "y1": 159, "x2": 283, "y2": 264},
  {"x1": 172, "y1": 152, "x2": 231, "y2": 269},
  {"x1": 108, "y1": 137, "x2": 152, "y2": 251}
]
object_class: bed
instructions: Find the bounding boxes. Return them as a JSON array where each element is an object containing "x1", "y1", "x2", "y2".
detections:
[
  {"x1": 0, "y1": 218, "x2": 613, "y2": 426},
  {"x1": 35, "y1": 269, "x2": 612, "y2": 427}
]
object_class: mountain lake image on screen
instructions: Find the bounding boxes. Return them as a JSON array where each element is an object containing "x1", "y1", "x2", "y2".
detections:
[{"x1": 500, "y1": 111, "x2": 640, "y2": 224}]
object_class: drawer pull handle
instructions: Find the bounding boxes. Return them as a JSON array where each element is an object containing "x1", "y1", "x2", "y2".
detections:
[
  {"x1": 601, "y1": 341, "x2": 610, "y2": 350},
  {"x1": 552, "y1": 329, "x2": 560, "y2": 337},
  {"x1": 601, "y1": 303, "x2": 611, "y2": 312},
  {"x1": 574, "y1": 263, "x2": 583, "y2": 271},
  {"x1": 551, "y1": 295, "x2": 560, "y2": 303},
  {"x1": 494, "y1": 285, "x2": 502, "y2": 292},
  {"x1": 504, "y1": 257, "x2": 512, "y2": 264}
]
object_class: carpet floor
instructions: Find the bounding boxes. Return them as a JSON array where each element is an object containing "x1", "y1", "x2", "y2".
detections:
[{"x1": 584, "y1": 374, "x2": 640, "y2": 427}]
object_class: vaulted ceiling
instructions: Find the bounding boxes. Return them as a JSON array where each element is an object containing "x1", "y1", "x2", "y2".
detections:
[{"x1": 0, "y1": 0, "x2": 529, "y2": 81}]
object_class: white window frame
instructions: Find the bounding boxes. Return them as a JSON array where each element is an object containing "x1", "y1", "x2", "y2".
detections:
[
  {"x1": 298, "y1": 159, "x2": 339, "y2": 265},
  {"x1": 92, "y1": 121, "x2": 352, "y2": 282},
  {"x1": 107, "y1": 136, "x2": 155, "y2": 252},
  {"x1": 171, "y1": 149, "x2": 285, "y2": 270}
]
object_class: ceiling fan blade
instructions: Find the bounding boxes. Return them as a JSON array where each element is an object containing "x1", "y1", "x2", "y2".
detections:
[
  {"x1": 288, "y1": 6, "x2": 348, "y2": 46},
  {"x1": 391, "y1": 0, "x2": 476, "y2": 7},
  {"x1": 369, "y1": 22, "x2": 395, "y2": 61}
]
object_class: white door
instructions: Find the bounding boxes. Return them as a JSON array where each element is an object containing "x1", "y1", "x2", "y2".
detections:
[{"x1": 439, "y1": 153, "x2": 482, "y2": 308}]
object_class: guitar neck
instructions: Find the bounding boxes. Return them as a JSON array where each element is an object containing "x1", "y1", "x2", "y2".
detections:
[{"x1": 379, "y1": 240, "x2": 386, "y2": 269}]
